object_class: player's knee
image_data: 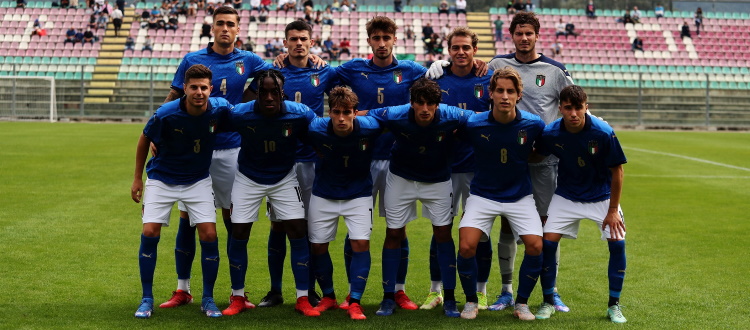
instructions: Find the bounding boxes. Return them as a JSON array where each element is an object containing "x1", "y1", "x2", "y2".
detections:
[
  {"x1": 458, "y1": 242, "x2": 477, "y2": 258},
  {"x1": 350, "y1": 239, "x2": 369, "y2": 252},
  {"x1": 311, "y1": 242, "x2": 328, "y2": 255},
  {"x1": 232, "y1": 223, "x2": 253, "y2": 240},
  {"x1": 433, "y1": 225, "x2": 453, "y2": 243}
]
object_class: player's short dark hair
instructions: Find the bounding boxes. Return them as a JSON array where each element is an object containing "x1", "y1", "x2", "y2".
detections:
[
  {"x1": 255, "y1": 69, "x2": 285, "y2": 99},
  {"x1": 410, "y1": 77, "x2": 442, "y2": 105},
  {"x1": 366, "y1": 16, "x2": 397, "y2": 36},
  {"x1": 213, "y1": 6, "x2": 240, "y2": 23},
  {"x1": 490, "y1": 66, "x2": 523, "y2": 99},
  {"x1": 447, "y1": 26, "x2": 478, "y2": 48},
  {"x1": 328, "y1": 86, "x2": 359, "y2": 111},
  {"x1": 509, "y1": 11, "x2": 540, "y2": 34},
  {"x1": 559, "y1": 85, "x2": 587, "y2": 106},
  {"x1": 285, "y1": 19, "x2": 313, "y2": 38},
  {"x1": 184, "y1": 64, "x2": 212, "y2": 84}
]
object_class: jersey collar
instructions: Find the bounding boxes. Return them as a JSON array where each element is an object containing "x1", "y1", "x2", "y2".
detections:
[
  {"x1": 368, "y1": 56, "x2": 398, "y2": 69},
  {"x1": 179, "y1": 96, "x2": 213, "y2": 114},
  {"x1": 512, "y1": 52, "x2": 545, "y2": 65},
  {"x1": 560, "y1": 113, "x2": 593, "y2": 132},
  {"x1": 206, "y1": 42, "x2": 238, "y2": 55},
  {"x1": 486, "y1": 108, "x2": 522, "y2": 124}
]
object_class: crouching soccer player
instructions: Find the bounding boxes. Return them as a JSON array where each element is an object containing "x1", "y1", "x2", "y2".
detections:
[
  {"x1": 131, "y1": 64, "x2": 231, "y2": 319},
  {"x1": 306, "y1": 86, "x2": 382, "y2": 320},
  {"x1": 534, "y1": 85, "x2": 628, "y2": 323},
  {"x1": 455, "y1": 67, "x2": 546, "y2": 320}
]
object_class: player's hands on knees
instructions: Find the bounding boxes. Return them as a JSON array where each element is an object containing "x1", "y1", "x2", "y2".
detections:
[
  {"x1": 149, "y1": 142, "x2": 158, "y2": 157},
  {"x1": 472, "y1": 59, "x2": 488, "y2": 76},
  {"x1": 603, "y1": 208, "x2": 626, "y2": 240},
  {"x1": 425, "y1": 60, "x2": 450, "y2": 79},
  {"x1": 131, "y1": 179, "x2": 144, "y2": 203}
]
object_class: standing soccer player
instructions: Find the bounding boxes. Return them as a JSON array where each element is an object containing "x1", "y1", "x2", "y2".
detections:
[
  {"x1": 131, "y1": 64, "x2": 231, "y2": 319},
  {"x1": 306, "y1": 86, "x2": 382, "y2": 320},
  {"x1": 534, "y1": 85, "x2": 628, "y2": 323},
  {"x1": 224, "y1": 70, "x2": 320, "y2": 317},
  {"x1": 422, "y1": 26, "x2": 494, "y2": 311},
  {"x1": 367, "y1": 78, "x2": 474, "y2": 318},
  {"x1": 455, "y1": 68, "x2": 546, "y2": 320},
  {"x1": 160, "y1": 6, "x2": 272, "y2": 310}
]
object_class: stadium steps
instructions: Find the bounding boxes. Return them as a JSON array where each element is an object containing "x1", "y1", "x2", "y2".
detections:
[
  {"x1": 84, "y1": 8, "x2": 136, "y2": 104},
  {"x1": 465, "y1": 12, "x2": 495, "y2": 62}
]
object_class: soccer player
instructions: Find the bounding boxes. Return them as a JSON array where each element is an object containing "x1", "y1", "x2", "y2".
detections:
[
  {"x1": 534, "y1": 85, "x2": 628, "y2": 323},
  {"x1": 333, "y1": 16, "x2": 427, "y2": 310},
  {"x1": 422, "y1": 26, "x2": 494, "y2": 311},
  {"x1": 367, "y1": 78, "x2": 475, "y2": 318},
  {"x1": 306, "y1": 86, "x2": 382, "y2": 320},
  {"x1": 160, "y1": 6, "x2": 272, "y2": 310},
  {"x1": 455, "y1": 67, "x2": 546, "y2": 320},
  {"x1": 224, "y1": 69, "x2": 320, "y2": 317},
  {"x1": 131, "y1": 64, "x2": 231, "y2": 319}
]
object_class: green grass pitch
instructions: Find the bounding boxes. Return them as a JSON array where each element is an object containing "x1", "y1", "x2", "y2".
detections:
[{"x1": 1, "y1": 122, "x2": 748, "y2": 329}]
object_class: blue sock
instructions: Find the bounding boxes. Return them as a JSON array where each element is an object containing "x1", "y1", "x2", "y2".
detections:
[
  {"x1": 174, "y1": 217, "x2": 196, "y2": 280},
  {"x1": 267, "y1": 229, "x2": 286, "y2": 293},
  {"x1": 516, "y1": 252, "x2": 543, "y2": 300},
  {"x1": 343, "y1": 235, "x2": 353, "y2": 285},
  {"x1": 429, "y1": 235, "x2": 441, "y2": 282},
  {"x1": 540, "y1": 240, "x2": 559, "y2": 295},
  {"x1": 313, "y1": 252, "x2": 335, "y2": 295},
  {"x1": 476, "y1": 239, "x2": 492, "y2": 283},
  {"x1": 437, "y1": 241, "x2": 457, "y2": 291},
  {"x1": 200, "y1": 240, "x2": 219, "y2": 298},
  {"x1": 308, "y1": 240, "x2": 317, "y2": 293},
  {"x1": 350, "y1": 250, "x2": 371, "y2": 301},
  {"x1": 396, "y1": 238, "x2": 409, "y2": 286},
  {"x1": 139, "y1": 234, "x2": 160, "y2": 298},
  {"x1": 382, "y1": 248, "x2": 400, "y2": 293},
  {"x1": 456, "y1": 254, "x2": 477, "y2": 298},
  {"x1": 228, "y1": 237, "x2": 248, "y2": 290},
  {"x1": 289, "y1": 236, "x2": 310, "y2": 291},
  {"x1": 608, "y1": 240, "x2": 627, "y2": 298}
]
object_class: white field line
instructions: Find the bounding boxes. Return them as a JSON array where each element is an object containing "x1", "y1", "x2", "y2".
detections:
[
  {"x1": 627, "y1": 174, "x2": 750, "y2": 179},
  {"x1": 624, "y1": 146, "x2": 750, "y2": 172}
]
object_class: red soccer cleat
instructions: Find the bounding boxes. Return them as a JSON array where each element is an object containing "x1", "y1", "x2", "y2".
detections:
[
  {"x1": 313, "y1": 297, "x2": 338, "y2": 312},
  {"x1": 348, "y1": 302, "x2": 367, "y2": 320},
  {"x1": 222, "y1": 293, "x2": 255, "y2": 316},
  {"x1": 295, "y1": 297, "x2": 321, "y2": 317},
  {"x1": 395, "y1": 290, "x2": 418, "y2": 310},
  {"x1": 338, "y1": 294, "x2": 351, "y2": 310},
  {"x1": 159, "y1": 290, "x2": 193, "y2": 308}
]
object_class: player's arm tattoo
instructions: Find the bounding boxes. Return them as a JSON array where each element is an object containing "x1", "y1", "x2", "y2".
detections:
[{"x1": 164, "y1": 88, "x2": 183, "y2": 103}]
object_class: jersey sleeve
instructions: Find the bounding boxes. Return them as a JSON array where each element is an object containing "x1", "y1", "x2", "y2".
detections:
[
  {"x1": 366, "y1": 106, "x2": 389, "y2": 123},
  {"x1": 143, "y1": 112, "x2": 163, "y2": 143},
  {"x1": 604, "y1": 130, "x2": 627, "y2": 167},
  {"x1": 535, "y1": 130, "x2": 552, "y2": 157},
  {"x1": 322, "y1": 66, "x2": 341, "y2": 94}
]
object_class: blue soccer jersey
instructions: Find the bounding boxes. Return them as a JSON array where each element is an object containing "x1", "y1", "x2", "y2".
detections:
[
  {"x1": 434, "y1": 68, "x2": 493, "y2": 173},
  {"x1": 308, "y1": 116, "x2": 383, "y2": 200},
  {"x1": 537, "y1": 114, "x2": 628, "y2": 202},
  {"x1": 368, "y1": 103, "x2": 474, "y2": 183},
  {"x1": 229, "y1": 100, "x2": 317, "y2": 185},
  {"x1": 143, "y1": 97, "x2": 233, "y2": 185},
  {"x1": 463, "y1": 110, "x2": 545, "y2": 203},
  {"x1": 172, "y1": 43, "x2": 272, "y2": 149},
  {"x1": 336, "y1": 58, "x2": 427, "y2": 160}
]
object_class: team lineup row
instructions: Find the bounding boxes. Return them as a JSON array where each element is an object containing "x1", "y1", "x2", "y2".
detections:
[{"x1": 129, "y1": 7, "x2": 629, "y2": 323}]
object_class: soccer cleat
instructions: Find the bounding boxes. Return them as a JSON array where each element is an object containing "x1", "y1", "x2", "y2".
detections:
[
  {"x1": 159, "y1": 290, "x2": 193, "y2": 308},
  {"x1": 258, "y1": 290, "x2": 284, "y2": 307},
  {"x1": 394, "y1": 290, "x2": 418, "y2": 310},
  {"x1": 488, "y1": 291, "x2": 514, "y2": 311},
  {"x1": 134, "y1": 298, "x2": 154, "y2": 319},
  {"x1": 476, "y1": 292, "x2": 488, "y2": 310},
  {"x1": 339, "y1": 294, "x2": 351, "y2": 310},
  {"x1": 201, "y1": 297, "x2": 222, "y2": 318},
  {"x1": 222, "y1": 294, "x2": 255, "y2": 316},
  {"x1": 294, "y1": 297, "x2": 321, "y2": 317},
  {"x1": 419, "y1": 291, "x2": 443, "y2": 310},
  {"x1": 348, "y1": 302, "x2": 367, "y2": 320},
  {"x1": 607, "y1": 304, "x2": 627, "y2": 324},
  {"x1": 443, "y1": 300, "x2": 460, "y2": 318},
  {"x1": 513, "y1": 303, "x2": 535, "y2": 321},
  {"x1": 460, "y1": 302, "x2": 479, "y2": 320},
  {"x1": 553, "y1": 292, "x2": 570, "y2": 312},
  {"x1": 313, "y1": 297, "x2": 338, "y2": 312},
  {"x1": 535, "y1": 302, "x2": 556, "y2": 319},
  {"x1": 375, "y1": 299, "x2": 396, "y2": 316}
]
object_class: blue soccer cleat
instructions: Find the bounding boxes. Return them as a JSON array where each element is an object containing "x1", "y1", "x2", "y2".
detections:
[
  {"x1": 201, "y1": 297, "x2": 223, "y2": 318},
  {"x1": 376, "y1": 299, "x2": 396, "y2": 316},
  {"x1": 488, "y1": 291, "x2": 514, "y2": 311},
  {"x1": 134, "y1": 298, "x2": 154, "y2": 319},
  {"x1": 553, "y1": 292, "x2": 570, "y2": 312},
  {"x1": 443, "y1": 300, "x2": 460, "y2": 318}
]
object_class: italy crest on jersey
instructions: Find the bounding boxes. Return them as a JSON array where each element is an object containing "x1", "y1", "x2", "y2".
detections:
[
  {"x1": 209, "y1": 119, "x2": 217, "y2": 133},
  {"x1": 359, "y1": 138, "x2": 369, "y2": 151},
  {"x1": 235, "y1": 61, "x2": 245, "y2": 75},
  {"x1": 536, "y1": 74, "x2": 545, "y2": 87},
  {"x1": 282, "y1": 123, "x2": 293, "y2": 137},
  {"x1": 474, "y1": 84, "x2": 484, "y2": 98},
  {"x1": 436, "y1": 131, "x2": 446, "y2": 142},
  {"x1": 517, "y1": 129, "x2": 527, "y2": 145},
  {"x1": 310, "y1": 74, "x2": 320, "y2": 87},
  {"x1": 393, "y1": 70, "x2": 403, "y2": 84},
  {"x1": 588, "y1": 140, "x2": 599, "y2": 155}
]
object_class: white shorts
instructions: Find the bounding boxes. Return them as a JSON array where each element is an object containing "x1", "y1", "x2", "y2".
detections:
[
  {"x1": 422, "y1": 172, "x2": 473, "y2": 219},
  {"x1": 142, "y1": 177, "x2": 216, "y2": 226},
  {"x1": 384, "y1": 170, "x2": 453, "y2": 229},
  {"x1": 370, "y1": 160, "x2": 389, "y2": 217},
  {"x1": 459, "y1": 194, "x2": 542, "y2": 241},
  {"x1": 530, "y1": 164, "x2": 557, "y2": 217},
  {"x1": 544, "y1": 194, "x2": 626, "y2": 240},
  {"x1": 267, "y1": 162, "x2": 315, "y2": 222},
  {"x1": 231, "y1": 169, "x2": 305, "y2": 224},
  {"x1": 178, "y1": 147, "x2": 239, "y2": 211},
  {"x1": 308, "y1": 195, "x2": 373, "y2": 243}
]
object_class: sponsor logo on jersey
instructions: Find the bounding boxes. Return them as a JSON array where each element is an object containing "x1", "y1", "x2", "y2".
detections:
[
  {"x1": 518, "y1": 130, "x2": 527, "y2": 145},
  {"x1": 359, "y1": 138, "x2": 369, "y2": 151},
  {"x1": 480, "y1": 133, "x2": 491, "y2": 141},
  {"x1": 174, "y1": 128, "x2": 184, "y2": 134},
  {"x1": 360, "y1": 72, "x2": 369, "y2": 79},
  {"x1": 235, "y1": 61, "x2": 245, "y2": 75},
  {"x1": 588, "y1": 140, "x2": 599, "y2": 155},
  {"x1": 474, "y1": 84, "x2": 484, "y2": 98},
  {"x1": 441, "y1": 89, "x2": 450, "y2": 95},
  {"x1": 536, "y1": 74, "x2": 546, "y2": 87},
  {"x1": 310, "y1": 74, "x2": 320, "y2": 87},
  {"x1": 282, "y1": 123, "x2": 293, "y2": 137},
  {"x1": 436, "y1": 131, "x2": 446, "y2": 142},
  {"x1": 393, "y1": 70, "x2": 403, "y2": 84}
]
